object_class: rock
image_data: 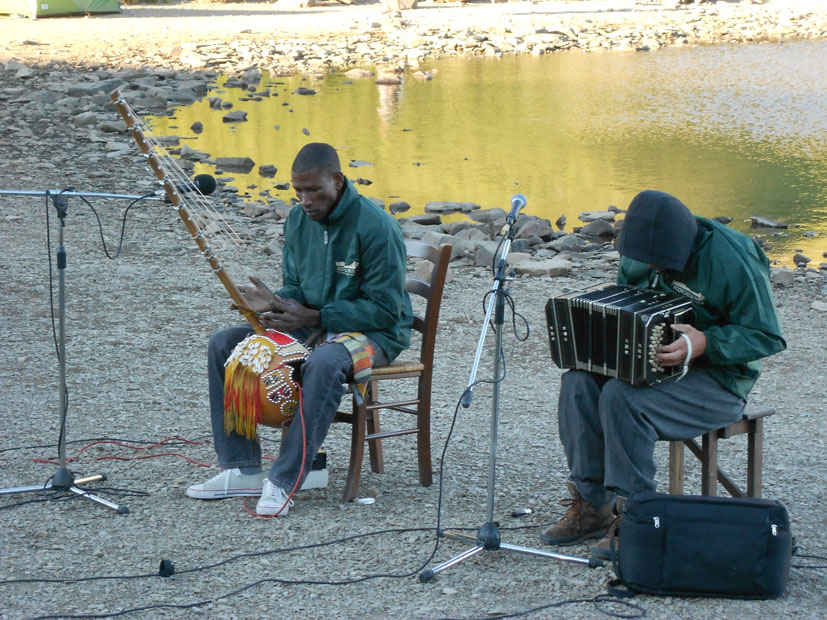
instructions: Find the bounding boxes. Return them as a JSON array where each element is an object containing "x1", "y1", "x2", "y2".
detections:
[
  {"x1": 513, "y1": 257, "x2": 572, "y2": 277},
  {"x1": 191, "y1": 121, "x2": 204, "y2": 134},
  {"x1": 579, "y1": 219, "x2": 615, "y2": 238},
  {"x1": 293, "y1": 87, "x2": 317, "y2": 95},
  {"x1": 344, "y1": 69, "x2": 374, "y2": 79},
  {"x1": 578, "y1": 210, "x2": 616, "y2": 222},
  {"x1": 714, "y1": 216, "x2": 733, "y2": 225},
  {"x1": 515, "y1": 217, "x2": 554, "y2": 240},
  {"x1": 793, "y1": 253, "x2": 811, "y2": 266},
  {"x1": 750, "y1": 216, "x2": 788, "y2": 229},
  {"x1": 222, "y1": 110, "x2": 248, "y2": 123},
  {"x1": 389, "y1": 201, "x2": 410, "y2": 214},
  {"x1": 546, "y1": 234, "x2": 587, "y2": 252},
  {"x1": 404, "y1": 214, "x2": 442, "y2": 226},
  {"x1": 244, "y1": 201, "x2": 271, "y2": 218},
  {"x1": 555, "y1": 215, "x2": 566, "y2": 231},
  {"x1": 812, "y1": 300, "x2": 827, "y2": 312},
  {"x1": 424, "y1": 201, "x2": 480, "y2": 214},
  {"x1": 259, "y1": 165, "x2": 277, "y2": 178},
  {"x1": 770, "y1": 268, "x2": 795, "y2": 287},
  {"x1": 73, "y1": 111, "x2": 98, "y2": 127},
  {"x1": 215, "y1": 156, "x2": 255, "y2": 173}
]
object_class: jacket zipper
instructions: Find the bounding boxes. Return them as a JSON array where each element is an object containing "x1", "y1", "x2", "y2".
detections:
[{"x1": 324, "y1": 230, "x2": 328, "y2": 245}]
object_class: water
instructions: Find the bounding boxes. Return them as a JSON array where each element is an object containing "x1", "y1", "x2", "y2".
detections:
[{"x1": 149, "y1": 39, "x2": 827, "y2": 267}]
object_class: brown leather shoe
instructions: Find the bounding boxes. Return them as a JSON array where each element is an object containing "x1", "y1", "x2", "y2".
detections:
[
  {"x1": 539, "y1": 482, "x2": 614, "y2": 546},
  {"x1": 591, "y1": 498, "x2": 626, "y2": 560},
  {"x1": 590, "y1": 515, "x2": 621, "y2": 560}
]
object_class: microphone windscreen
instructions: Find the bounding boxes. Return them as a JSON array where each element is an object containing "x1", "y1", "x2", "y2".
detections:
[{"x1": 193, "y1": 174, "x2": 217, "y2": 196}]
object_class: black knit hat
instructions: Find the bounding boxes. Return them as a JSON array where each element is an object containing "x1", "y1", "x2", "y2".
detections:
[{"x1": 616, "y1": 190, "x2": 697, "y2": 272}]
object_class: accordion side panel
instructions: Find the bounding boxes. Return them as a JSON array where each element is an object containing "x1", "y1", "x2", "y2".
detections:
[{"x1": 545, "y1": 284, "x2": 696, "y2": 386}]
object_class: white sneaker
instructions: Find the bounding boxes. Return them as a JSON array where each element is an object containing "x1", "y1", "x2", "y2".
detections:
[
  {"x1": 255, "y1": 478, "x2": 294, "y2": 516},
  {"x1": 186, "y1": 468, "x2": 266, "y2": 499}
]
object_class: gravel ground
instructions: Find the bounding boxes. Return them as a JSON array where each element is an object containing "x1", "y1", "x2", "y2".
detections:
[{"x1": 1, "y1": 1, "x2": 826, "y2": 619}]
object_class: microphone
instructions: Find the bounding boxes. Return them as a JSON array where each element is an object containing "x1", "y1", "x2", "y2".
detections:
[
  {"x1": 162, "y1": 174, "x2": 217, "y2": 202},
  {"x1": 500, "y1": 193, "x2": 527, "y2": 236}
]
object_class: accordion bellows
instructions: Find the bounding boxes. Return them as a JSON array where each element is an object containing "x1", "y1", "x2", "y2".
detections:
[
  {"x1": 224, "y1": 331, "x2": 310, "y2": 439},
  {"x1": 545, "y1": 283, "x2": 696, "y2": 386}
]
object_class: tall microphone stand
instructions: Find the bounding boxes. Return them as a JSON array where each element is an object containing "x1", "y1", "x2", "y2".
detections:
[
  {"x1": 419, "y1": 196, "x2": 600, "y2": 582},
  {"x1": 0, "y1": 189, "x2": 160, "y2": 514}
]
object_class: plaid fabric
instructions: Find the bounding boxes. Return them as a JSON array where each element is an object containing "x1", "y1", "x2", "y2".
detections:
[{"x1": 330, "y1": 332, "x2": 375, "y2": 401}]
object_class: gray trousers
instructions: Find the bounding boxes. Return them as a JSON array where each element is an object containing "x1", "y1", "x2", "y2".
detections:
[
  {"x1": 558, "y1": 369, "x2": 745, "y2": 507},
  {"x1": 208, "y1": 326, "x2": 387, "y2": 493}
]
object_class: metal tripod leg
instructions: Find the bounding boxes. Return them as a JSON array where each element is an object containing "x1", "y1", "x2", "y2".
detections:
[
  {"x1": 0, "y1": 473, "x2": 129, "y2": 514},
  {"x1": 420, "y1": 529, "x2": 599, "y2": 582}
]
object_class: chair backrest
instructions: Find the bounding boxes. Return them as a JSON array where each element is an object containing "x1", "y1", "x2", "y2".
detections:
[{"x1": 403, "y1": 239, "x2": 452, "y2": 367}]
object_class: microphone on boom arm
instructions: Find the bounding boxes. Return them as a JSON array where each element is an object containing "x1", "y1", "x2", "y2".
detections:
[
  {"x1": 161, "y1": 174, "x2": 217, "y2": 203},
  {"x1": 499, "y1": 193, "x2": 527, "y2": 236}
]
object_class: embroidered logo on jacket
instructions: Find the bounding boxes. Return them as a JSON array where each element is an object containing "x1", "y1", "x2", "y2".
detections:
[
  {"x1": 672, "y1": 281, "x2": 705, "y2": 304},
  {"x1": 336, "y1": 261, "x2": 358, "y2": 276}
]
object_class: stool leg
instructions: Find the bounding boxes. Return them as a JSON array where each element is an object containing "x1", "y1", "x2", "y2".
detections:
[
  {"x1": 701, "y1": 432, "x2": 718, "y2": 496},
  {"x1": 747, "y1": 418, "x2": 764, "y2": 498},
  {"x1": 669, "y1": 441, "x2": 685, "y2": 495}
]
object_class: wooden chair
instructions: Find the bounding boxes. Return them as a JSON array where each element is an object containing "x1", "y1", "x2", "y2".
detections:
[
  {"x1": 668, "y1": 405, "x2": 775, "y2": 498},
  {"x1": 334, "y1": 240, "x2": 452, "y2": 502}
]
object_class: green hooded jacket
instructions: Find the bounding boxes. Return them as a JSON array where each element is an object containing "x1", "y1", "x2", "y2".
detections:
[
  {"x1": 275, "y1": 179, "x2": 413, "y2": 362},
  {"x1": 617, "y1": 217, "x2": 786, "y2": 401}
]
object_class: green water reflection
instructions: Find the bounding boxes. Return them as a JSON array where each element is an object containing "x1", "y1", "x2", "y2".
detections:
[{"x1": 148, "y1": 39, "x2": 827, "y2": 267}]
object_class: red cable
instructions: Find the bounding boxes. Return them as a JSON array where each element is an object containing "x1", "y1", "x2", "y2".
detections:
[
  {"x1": 33, "y1": 436, "x2": 212, "y2": 467},
  {"x1": 244, "y1": 384, "x2": 307, "y2": 518}
]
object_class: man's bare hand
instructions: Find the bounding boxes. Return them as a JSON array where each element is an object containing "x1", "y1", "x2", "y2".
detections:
[
  {"x1": 260, "y1": 297, "x2": 320, "y2": 332},
  {"x1": 654, "y1": 323, "x2": 707, "y2": 367},
  {"x1": 235, "y1": 276, "x2": 278, "y2": 314}
]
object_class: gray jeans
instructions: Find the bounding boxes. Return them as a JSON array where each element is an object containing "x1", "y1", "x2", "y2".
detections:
[
  {"x1": 557, "y1": 368, "x2": 745, "y2": 507},
  {"x1": 208, "y1": 326, "x2": 387, "y2": 493}
]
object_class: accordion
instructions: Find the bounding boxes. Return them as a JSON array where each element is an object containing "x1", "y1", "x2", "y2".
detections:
[{"x1": 545, "y1": 283, "x2": 696, "y2": 386}]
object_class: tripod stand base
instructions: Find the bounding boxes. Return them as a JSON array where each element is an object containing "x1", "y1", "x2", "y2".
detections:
[
  {"x1": 0, "y1": 472, "x2": 129, "y2": 514},
  {"x1": 419, "y1": 527, "x2": 602, "y2": 583}
]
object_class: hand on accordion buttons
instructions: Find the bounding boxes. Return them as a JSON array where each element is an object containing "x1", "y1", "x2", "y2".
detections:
[{"x1": 655, "y1": 323, "x2": 707, "y2": 367}]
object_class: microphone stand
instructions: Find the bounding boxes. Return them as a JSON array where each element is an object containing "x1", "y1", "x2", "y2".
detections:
[
  {"x1": 0, "y1": 189, "x2": 158, "y2": 514},
  {"x1": 419, "y1": 211, "x2": 601, "y2": 582}
]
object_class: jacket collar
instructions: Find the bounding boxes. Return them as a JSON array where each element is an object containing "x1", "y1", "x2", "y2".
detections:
[{"x1": 323, "y1": 178, "x2": 357, "y2": 225}]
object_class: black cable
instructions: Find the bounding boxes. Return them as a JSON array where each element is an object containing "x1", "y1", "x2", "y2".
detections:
[
  {"x1": 0, "y1": 434, "x2": 213, "y2": 454},
  {"x1": 433, "y1": 595, "x2": 645, "y2": 620},
  {"x1": 77, "y1": 193, "x2": 155, "y2": 260},
  {"x1": 791, "y1": 553, "x2": 827, "y2": 569}
]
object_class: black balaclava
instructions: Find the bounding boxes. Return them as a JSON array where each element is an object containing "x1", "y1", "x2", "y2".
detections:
[{"x1": 615, "y1": 190, "x2": 697, "y2": 272}]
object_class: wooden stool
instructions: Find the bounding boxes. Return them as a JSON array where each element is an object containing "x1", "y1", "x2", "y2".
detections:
[{"x1": 668, "y1": 405, "x2": 775, "y2": 498}]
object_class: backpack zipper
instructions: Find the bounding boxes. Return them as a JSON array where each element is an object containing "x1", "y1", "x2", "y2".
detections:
[{"x1": 654, "y1": 516, "x2": 660, "y2": 528}]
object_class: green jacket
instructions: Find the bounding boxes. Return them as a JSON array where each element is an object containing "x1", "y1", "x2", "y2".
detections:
[
  {"x1": 617, "y1": 217, "x2": 786, "y2": 401},
  {"x1": 276, "y1": 179, "x2": 412, "y2": 362}
]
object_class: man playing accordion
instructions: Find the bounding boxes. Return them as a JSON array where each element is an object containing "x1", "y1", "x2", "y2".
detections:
[{"x1": 540, "y1": 190, "x2": 786, "y2": 559}]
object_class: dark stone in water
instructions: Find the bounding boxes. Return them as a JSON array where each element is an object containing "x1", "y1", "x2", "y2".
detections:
[
  {"x1": 293, "y1": 87, "x2": 317, "y2": 95},
  {"x1": 714, "y1": 216, "x2": 733, "y2": 225},
  {"x1": 190, "y1": 121, "x2": 203, "y2": 134}
]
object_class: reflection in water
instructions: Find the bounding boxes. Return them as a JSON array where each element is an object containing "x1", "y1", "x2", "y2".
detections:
[
  {"x1": 148, "y1": 40, "x2": 827, "y2": 267},
  {"x1": 376, "y1": 83, "x2": 402, "y2": 131}
]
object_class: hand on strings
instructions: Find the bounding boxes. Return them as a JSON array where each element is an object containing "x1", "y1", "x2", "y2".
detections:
[
  {"x1": 260, "y1": 297, "x2": 320, "y2": 332},
  {"x1": 234, "y1": 276, "x2": 278, "y2": 314},
  {"x1": 655, "y1": 323, "x2": 707, "y2": 367}
]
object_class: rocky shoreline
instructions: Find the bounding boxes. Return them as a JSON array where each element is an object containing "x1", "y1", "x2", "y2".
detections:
[{"x1": 2, "y1": 1, "x2": 826, "y2": 283}]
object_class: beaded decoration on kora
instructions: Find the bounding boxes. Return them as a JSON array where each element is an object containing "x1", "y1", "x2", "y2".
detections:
[{"x1": 223, "y1": 330, "x2": 310, "y2": 439}]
